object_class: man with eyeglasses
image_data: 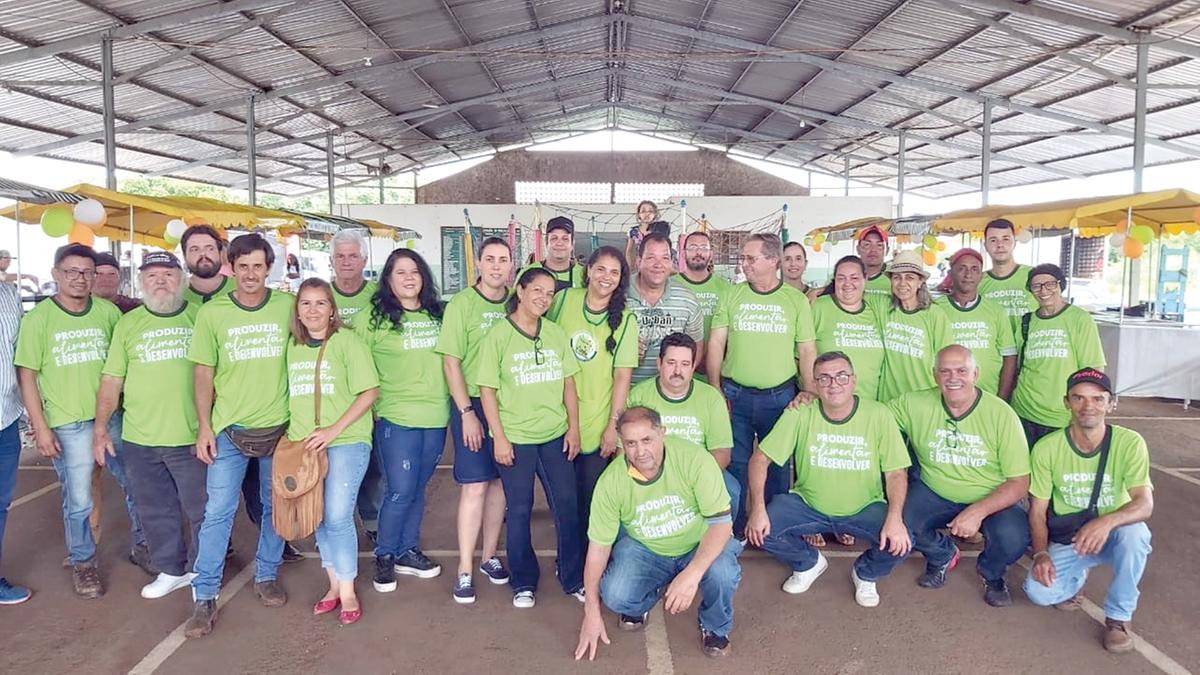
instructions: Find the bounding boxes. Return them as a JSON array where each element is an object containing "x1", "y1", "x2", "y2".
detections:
[
  {"x1": 675, "y1": 231, "x2": 730, "y2": 342},
  {"x1": 746, "y1": 351, "x2": 912, "y2": 608},
  {"x1": 708, "y1": 233, "x2": 816, "y2": 536},
  {"x1": 522, "y1": 216, "x2": 584, "y2": 320},
  {"x1": 889, "y1": 345, "x2": 1030, "y2": 607},
  {"x1": 856, "y1": 225, "x2": 892, "y2": 298},
  {"x1": 1011, "y1": 264, "x2": 1105, "y2": 447},
  {"x1": 15, "y1": 244, "x2": 126, "y2": 599},
  {"x1": 934, "y1": 249, "x2": 1017, "y2": 399},
  {"x1": 627, "y1": 232, "x2": 705, "y2": 383}
]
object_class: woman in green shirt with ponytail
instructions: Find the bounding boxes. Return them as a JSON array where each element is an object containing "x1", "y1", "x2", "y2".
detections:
[{"x1": 878, "y1": 249, "x2": 951, "y2": 402}]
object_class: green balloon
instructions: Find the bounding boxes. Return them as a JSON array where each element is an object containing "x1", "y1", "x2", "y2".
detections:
[
  {"x1": 41, "y1": 207, "x2": 74, "y2": 238},
  {"x1": 923, "y1": 234, "x2": 937, "y2": 248},
  {"x1": 1131, "y1": 225, "x2": 1154, "y2": 245}
]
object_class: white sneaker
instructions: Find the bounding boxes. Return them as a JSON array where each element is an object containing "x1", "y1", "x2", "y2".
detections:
[
  {"x1": 141, "y1": 572, "x2": 195, "y2": 599},
  {"x1": 782, "y1": 552, "x2": 828, "y2": 594},
  {"x1": 851, "y1": 568, "x2": 879, "y2": 608},
  {"x1": 513, "y1": 590, "x2": 536, "y2": 609}
]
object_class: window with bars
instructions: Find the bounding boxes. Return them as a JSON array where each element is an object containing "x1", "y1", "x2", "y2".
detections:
[{"x1": 614, "y1": 183, "x2": 704, "y2": 203}]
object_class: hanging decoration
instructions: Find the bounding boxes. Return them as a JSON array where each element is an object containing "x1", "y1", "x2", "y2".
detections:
[
  {"x1": 68, "y1": 223, "x2": 95, "y2": 246},
  {"x1": 163, "y1": 218, "x2": 187, "y2": 246},
  {"x1": 73, "y1": 199, "x2": 107, "y2": 230},
  {"x1": 40, "y1": 207, "x2": 74, "y2": 237}
]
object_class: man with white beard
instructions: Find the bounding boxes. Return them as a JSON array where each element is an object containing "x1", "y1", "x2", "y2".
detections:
[{"x1": 93, "y1": 251, "x2": 208, "y2": 600}]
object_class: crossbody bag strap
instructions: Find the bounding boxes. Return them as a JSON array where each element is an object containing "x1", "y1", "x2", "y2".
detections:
[
  {"x1": 1018, "y1": 311, "x2": 1032, "y2": 368},
  {"x1": 1084, "y1": 426, "x2": 1113, "y2": 514},
  {"x1": 314, "y1": 339, "x2": 329, "y2": 427}
]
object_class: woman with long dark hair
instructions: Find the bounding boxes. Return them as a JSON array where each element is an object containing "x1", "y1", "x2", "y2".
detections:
[
  {"x1": 357, "y1": 249, "x2": 448, "y2": 594},
  {"x1": 812, "y1": 256, "x2": 886, "y2": 401},
  {"x1": 476, "y1": 267, "x2": 584, "y2": 609},
  {"x1": 550, "y1": 246, "x2": 639, "y2": 545},
  {"x1": 435, "y1": 237, "x2": 514, "y2": 604}
]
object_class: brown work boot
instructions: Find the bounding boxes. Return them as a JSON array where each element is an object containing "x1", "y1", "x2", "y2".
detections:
[
  {"x1": 1104, "y1": 618, "x2": 1135, "y2": 653},
  {"x1": 254, "y1": 580, "x2": 287, "y2": 607},
  {"x1": 1054, "y1": 594, "x2": 1082, "y2": 612},
  {"x1": 184, "y1": 600, "x2": 218, "y2": 638},
  {"x1": 71, "y1": 563, "x2": 104, "y2": 599}
]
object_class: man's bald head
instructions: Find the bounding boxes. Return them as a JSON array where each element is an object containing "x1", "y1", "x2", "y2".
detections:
[
  {"x1": 937, "y1": 344, "x2": 976, "y2": 371},
  {"x1": 935, "y1": 344, "x2": 979, "y2": 396}
]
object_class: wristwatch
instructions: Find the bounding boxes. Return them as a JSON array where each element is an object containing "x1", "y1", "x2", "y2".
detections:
[{"x1": 459, "y1": 404, "x2": 474, "y2": 415}]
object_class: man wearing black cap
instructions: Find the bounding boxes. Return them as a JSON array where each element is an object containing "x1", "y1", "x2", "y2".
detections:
[
  {"x1": 1011, "y1": 263, "x2": 1105, "y2": 446},
  {"x1": 934, "y1": 248, "x2": 1017, "y2": 398},
  {"x1": 978, "y1": 219, "x2": 1037, "y2": 322},
  {"x1": 93, "y1": 252, "x2": 141, "y2": 314},
  {"x1": 521, "y1": 215, "x2": 584, "y2": 320},
  {"x1": 93, "y1": 251, "x2": 206, "y2": 601},
  {"x1": 1024, "y1": 368, "x2": 1153, "y2": 654}
]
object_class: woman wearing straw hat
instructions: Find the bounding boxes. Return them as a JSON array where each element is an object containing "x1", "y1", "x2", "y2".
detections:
[{"x1": 877, "y1": 249, "x2": 952, "y2": 402}]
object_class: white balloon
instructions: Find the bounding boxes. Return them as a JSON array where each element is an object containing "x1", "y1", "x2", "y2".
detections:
[
  {"x1": 1016, "y1": 229, "x2": 1034, "y2": 244},
  {"x1": 1109, "y1": 232, "x2": 1126, "y2": 247},
  {"x1": 73, "y1": 198, "x2": 106, "y2": 227},
  {"x1": 165, "y1": 218, "x2": 187, "y2": 240}
]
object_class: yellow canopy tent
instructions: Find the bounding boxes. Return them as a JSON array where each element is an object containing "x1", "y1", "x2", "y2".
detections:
[{"x1": 930, "y1": 189, "x2": 1200, "y2": 238}]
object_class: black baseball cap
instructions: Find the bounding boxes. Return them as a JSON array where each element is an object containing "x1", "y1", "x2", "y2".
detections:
[
  {"x1": 1067, "y1": 368, "x2": 1112, "y2": 395},
  {"x1": 140, "y1": 250, "x2": 182, "y2": 271},
  {"x1": 545, "y1": 216, "x2": 574, "y2": 236},
  {"x1": 94, "y1": 252, "x2": 120, "y2": 269}
]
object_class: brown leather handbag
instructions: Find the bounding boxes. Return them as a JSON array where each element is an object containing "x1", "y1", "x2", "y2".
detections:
[{"x1": 272, "y1": 341, "x2": 330, "y2": 541}]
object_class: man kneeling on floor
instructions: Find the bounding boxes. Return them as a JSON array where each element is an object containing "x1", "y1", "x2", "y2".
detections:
[
  {"x1": 575, "y1": 406, "x2": 741, "y2": 660},
  {"x1": 747, "y1": 351, "x2": 912, "y2": 608},
  {"x1": 1024, "y1": 368, "x2": 1153, "y2": 654}
]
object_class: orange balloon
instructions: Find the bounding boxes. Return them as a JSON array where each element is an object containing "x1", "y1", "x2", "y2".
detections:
[
  {"x1": 1116, "y1": 219, "x2": 1131, "y2": 234},
  {"x1": 922, "y1": 250, "x2": 937, "y2": 265},
  {"x1": 1123, "y1": 237, "x2": 1144, "y2": 259},
  {"x1": 812, "y1": 243, "x2": 823, "y2": 253},
  {"x1": 936, "y1": 241, "x2": 947, "y2": 251},
  {"x1": 68, "y1": 223, "x2": 95, "y2": 247}
]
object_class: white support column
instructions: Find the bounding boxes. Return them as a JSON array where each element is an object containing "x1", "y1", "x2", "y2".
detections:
[
  {"x1": 246, "y1": 94, "x2": 257, "y2": 205},
  {"x1": 896, "y1": 130, "x2": 907, "y2": 217},
  {"x1": 326, "y1": 131, "x2": 336, "y2": 212},
  {"x1": 981, "y1": 100, "x2": 992, "y2": 206},
  {"x1": 843, "y1": 156, "x2": 850, "y2": 196},
  {"x1": 1133, "y1": 33, "x2": 1149, "y2": 193},
  {"x1": 100, "y1": 34, "x2": 117, "y2": 190}
]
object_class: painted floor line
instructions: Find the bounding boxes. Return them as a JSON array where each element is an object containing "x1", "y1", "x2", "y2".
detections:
[
  {"x1": 1015, "y1": 557, "x2": 1191, "y2": 675},
  {"x1": 127, "y1": 561, "x2": 257, "y2": 675},
  {"x1": 1110, "y1": 416, "x2": 1200, "y2": 421},
  {"x1": 18, "y1": 465, "x2": 56, "y2": 471},
  {"x1": 299, "y1": 549, "x2": 987, "y2": 560},
  {"x1": 1151, "y1": 463, "x2": 1200, "y2": 489},
  {"x1": 645, "y1": 604, "x2": 674, "y2": 675},
  {"x1": 10, "y1": 482, "x2": 59, "y2": 508}
]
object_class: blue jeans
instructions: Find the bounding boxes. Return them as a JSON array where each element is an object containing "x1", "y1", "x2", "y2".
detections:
[
  {"x1": 722, "y1": 470, "x2": 741, "y2": 526},
  {"x1": 600, "y1": 535, "x2": 742, "y2": 637},
  {"x1": 51, "y1": 416, "x2": 144, "y2": 564},
  {"x1": 355, "y1": 439, "x2": 384, "y2": 532},
  {"x1": 1023, "y1": 522, "x2": 1152, "y2": 621},
  {"x1": 903, "y1": 478, "x2": 1029, "y2": 582},
  {"x1": 191, "y1": 431, "x2": 284, "y2": 600},
  {"x1": 760, "y1": 492, "x2": 910, "y2": 581},
  {"x1": 122, "y1": 443, "x2": 208, "y2": 576},
  {"x1": 0, "y1": 421, "x2": 19, "y2": 572},
  {"x1": 497, "y1": 436, "x2": 583, "y2": 594},
  {"x1": 574, "y1": 451, "x2": 610, "y2": 550},
  {"x1": 374, "y1": 420, "x2": 445, "y2": 558},
  {"x1": 316, "y1": 443, "x2": 370, "y2": 581},
  {"x1": 722, "y1": 379, "x2": 796, "y2": 535}
]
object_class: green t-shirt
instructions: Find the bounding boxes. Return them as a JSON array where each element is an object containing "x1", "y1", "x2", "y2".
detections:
[
  {"x1": 878, "y1": 303, "x2": 952, "y2": 402},
  {"x1": 934, "y1": 295, "x2": 1017, "y2": 396},
  {"x1": 475, "y1": 317, "x2": 581, "y2": 445},
  {"x1": 1011, "y1": 304, "x2": 1106, "y2": 427},
  {"x1": 286, "y1": 330, "x2": 379, "y2": 446},
  {"x1": 626, "y1": 378, "x2": 733, "y2": 452},
  {"x1": 187, "y1": 291, "x2": 292, "y2": 433},
  {"x1": 357, "y1": 309, "x2": 449, "y2": 428},
  {"x1": 889, "y1": 387, "x2": 1029, "y2": 504},
  {"x1": 102, "y1": 304, "x2": 197, "y2": 446},
  {"x1": 979, "y1": 265, "x2": 1038, "y2": 321},
  {"x1": 15, "y1": 297, "x2": 122, "y2": 428},
  {"x1": 332, "y1": 279, "x2": 377, "y2": 328},
  {"x1": 183, "y1": 276, "x2": 234, "y2": 310},
  {"x1": 435, "y1": 286, "x2": 509, "y2": 398},
  {"x1": 588, "y1": 436, "x2": 732, "y2": 557},
  {"x1": 711, "y1": 281, "x2": 815, "y2": 388},
  {"x1": 551, "y1": 288, "x2": 639, "y2": 453},
  {"x1": 760, "y1": 397, "x2": 910, "y2": 517},
  {"x1": 522, "y1": 261, "x2": 585, "y2": 321},
  {"x1": 1030, "y1": 425, "x2": 1152, "y2": 516},
  {"x1": 675, "y1": 272, "x2": 730, "y2": 339},
  {"x1": 811, "y1": 295, "x2": 885, "y2": 401},
  {"x1": 865, "y1": 270, "x2": 892, "y2": 298}
]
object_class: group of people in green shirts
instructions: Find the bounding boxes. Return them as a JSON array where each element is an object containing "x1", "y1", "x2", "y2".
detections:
[{"x1": 6, "y1": 212, "x2": 1154, "y2": 660}]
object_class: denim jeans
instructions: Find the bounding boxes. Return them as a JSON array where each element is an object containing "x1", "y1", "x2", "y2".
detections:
[
  {"x1": 722, "y1": 469, "x2": 742, "y2": 526},
  {"x1": 374, "y1": 420, "x2": 445, "y2": 558},
  {"x1": 722, "y1": 379, "x2": 797, "y2": 534},
  {"x1": 1020, "y1": 418, "x2": 1058, "y2": 450},
  {"x1": 903, "y1": 478, "x2": 1030, "y2": 582},
  {"x1": 122, "y1": 442, "x2": 208, "y2": 576},
  {"x1": 1023, "y1": 522, "x2": 1152, "y2": 621},
  {"x1": 760, "y1": 492, "x2": 910, "y2": 581},
  {"x1": 574, "y1": 451, "x2": 610, "y2": 549},
  {"x1": 497, "y1": 436, "x2": 583, "y2": 594},
  {"x1": 600, "y1": 534, "x2": 743, "y2": 637},
  {"x1": 51, "y1": 416, "x2": 144, "y2": 564},
  {"x1": 191, "y1": 430, "x2": 284, "y2": 601},
  {"x1": 354, "y1": 422, "x2": 385, "y2": 531},
  {"x1": 316, "y1": 443, "x2": 370, "y2": 581},
  {"x1": 0, "y1": 421, "x2": 19, "y2": 572}
]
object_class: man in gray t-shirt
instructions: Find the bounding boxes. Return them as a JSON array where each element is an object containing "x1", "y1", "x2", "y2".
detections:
[{"x1": 627, "y1": 233, "x2": 705, "y2": 383}]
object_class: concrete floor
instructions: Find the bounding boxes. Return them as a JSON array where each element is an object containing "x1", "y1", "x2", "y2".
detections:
[{"x1": 0, "y1": 396, "x2": 1196, "y2": 675}]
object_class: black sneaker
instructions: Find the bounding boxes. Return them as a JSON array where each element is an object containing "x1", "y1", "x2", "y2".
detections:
[
  {"x1": 700, "y1": 628, "x2": 730, "y2": 657},
  {"x1": 281, "y1": 542, "x2": 304, "y2": 564},
  {"x1": 395, "y1": 549, "x2": 441, "y2": 579},
  {"x1": 619, "y1": 612, "x2": 647, "y2": 631},
  {"x1": 983, "y1": 578, "x2": 1012, "y2": 607},
  {"x1": 373, "y1": 554, "x2": 397, "y2": 592},
  {"x1": 917, "y1": 546, "x2": 960, "y2": 589},
  {"x1": 128, "y1": 543, "x2": 159, "y2": 577},
  {"x1": 184, "y1": 599, "x2": 217, "y2": 638},
  {"x1": 453, "y1": 574, "x2": 476, "y2": 605},
  {"x1": 478, "y1": 557, "x2": 510, "y2": 584}
]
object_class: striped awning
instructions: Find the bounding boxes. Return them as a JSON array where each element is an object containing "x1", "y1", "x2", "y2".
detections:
[{"x1": 0, "y1": 178, "x2": 82, "y2": 205}]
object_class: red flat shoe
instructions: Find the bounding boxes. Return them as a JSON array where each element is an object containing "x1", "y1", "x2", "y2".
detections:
[
  {"x1": 339, "y1": 607, "x2": 362, "y2": 626},
  {"x1": 313, "y1": 597, "x2": 341, "y2": 616}
]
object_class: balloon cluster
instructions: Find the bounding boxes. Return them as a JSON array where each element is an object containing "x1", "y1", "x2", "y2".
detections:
[
  {"x1": 163, "y1": 219, "x2": 187, "y2": 246},
  {"x1": 920, "y1": 234, "x2": 946, "y2": 265},
  {"x1": 38, "y1": 199, "x2": 109, "y2": 247},
  {"x1": 1108, "y1": 220, "x2": 1155, "y2": 259},
  {"x1": 802, "y1": 231, "x2": 827, "y2": 253}
]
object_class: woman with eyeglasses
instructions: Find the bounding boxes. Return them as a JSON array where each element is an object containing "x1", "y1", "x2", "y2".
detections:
[
  {"x1": 357, "y1": 249, "x2": 448, "y2": 594},
  {"x1": 550, "y1": 246, "x2": 639, "y2": 547},
  {"x1": 476, "y1": 267, "x2": 584, "y2": 609},
  {"x1": 1010, "y1": 263, "x2": 1105, "y2": 447},
  {"x1": 877, "y1": 250, "x2": 952, "y2": 402}
]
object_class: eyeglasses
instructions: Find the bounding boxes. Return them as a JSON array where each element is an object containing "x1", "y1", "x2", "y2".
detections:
[
  {"x1": 816, "y1": 372, "x2": 853, "y2": 387},
  {"x1": 944, "y1": 418, "x2": 961, "y2": 450},
  {"x1": 740, "y1": 254, "x2": 773, "y2": 265},
  {"x1": 685, "y1": 245, "x2": 711, "y2": 253},
  {"x1": 59, "y1": 268, "x2": 96, "y2": 281},
  {"x1": 1029, "y1": 281, "x2": 1061, "y2": 292},
  {"x1": 533, "y1": 336, "x2": 545, "y2": 366}
]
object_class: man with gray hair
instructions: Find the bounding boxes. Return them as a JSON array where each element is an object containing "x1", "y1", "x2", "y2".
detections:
[
  {"x1": 93, "y1": 251, "x2": 207, "y2": 601},
  {"x1": 330, "y1": 229, "x2": 377, "y2": 328},
  {"x1": 888, "y1": 345, "x2": 1031, "y2": 607}
]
